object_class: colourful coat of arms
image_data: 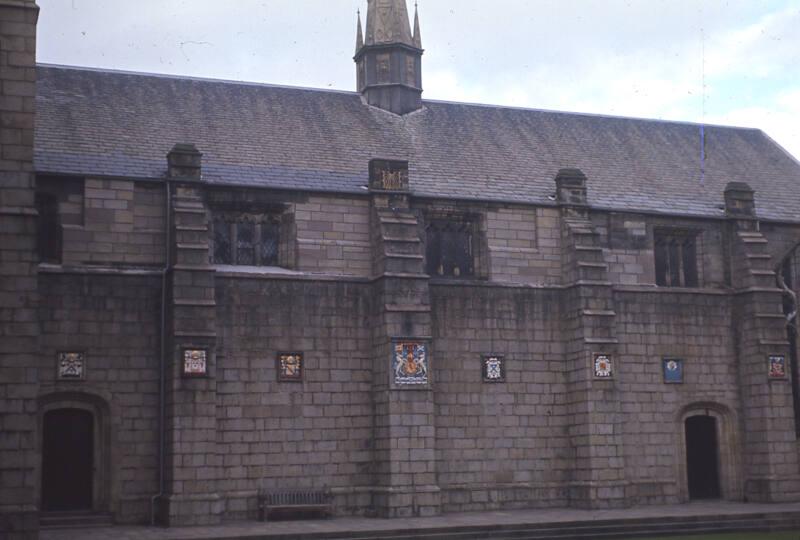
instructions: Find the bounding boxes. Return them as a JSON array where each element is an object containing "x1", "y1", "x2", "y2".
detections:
[
  {"x1": 393, "y1": 342, "x2": 428, "y2": 386},
  {"x1": 769, "y1": 355, "x2": 787, "y2": 379},
  {"x1": 594, "y1": 353, "x2": 613, "y2": 379},
  {"x1": 663, "y1": 358, "x2": 683, "y2": 383}
]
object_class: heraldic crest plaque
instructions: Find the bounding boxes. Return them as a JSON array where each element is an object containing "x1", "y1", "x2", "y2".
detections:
[
  {"x1": 392, "y1": 341, "x2": 428, "y2": 386},
  {"x1": 57, "y1": 352, "x2": 85, "y2": 380},
  {"x1": 769, "y1": 355, "x2": 787, "y2": 380},
  {"x1": 277, "y1": 352, "x2": 303, "y2": 382},
  {"x1": 483, "y1": 355, "x2": 505, "y2": 382},
  {"x1": 593, "y1": 353, "x2": 613, "y2": 379},
  {"x1": 663, "y1": 358, "x2": 684, "y2": 384},
  {"x1": 182, "y1": 349, "x2": 208, "y2": 377}
]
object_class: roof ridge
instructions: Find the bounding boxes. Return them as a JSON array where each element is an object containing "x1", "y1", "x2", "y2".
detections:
[
  {"x1": 35, "y1": 63, "x2": 361, "y2": 97},
  {"x1": 420, "y1": 96, "x2": 763, "y2": 131},
  {"x1": 38, "y1": 63, "x2": 765, "y2": 132}
]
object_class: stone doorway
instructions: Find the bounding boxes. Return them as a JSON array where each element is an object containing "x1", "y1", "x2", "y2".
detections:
[
  {"x1": 41, "y1": 408, "x2": 94, "y2": 511},
  {"x1": 685, "y1": 414, "x2": 721, "y2": 499}
]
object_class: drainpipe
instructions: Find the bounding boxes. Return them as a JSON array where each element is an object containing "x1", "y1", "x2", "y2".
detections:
[
  {"x1": 151, "y1": 179, "x2": 171, "y2": 525},
  {"x1": 777, "y1": 253, "x2": 800, "y2": 435},
  {"x1": 777, "y1": 256, "x2": 798, "y2": 327}
]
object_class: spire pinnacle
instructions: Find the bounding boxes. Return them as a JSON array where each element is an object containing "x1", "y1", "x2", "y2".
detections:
[
  {"x1": 356, "y1": 9, "x2": 364, "y2": 53},
  {"x1": 412, "y1": 2, "x2": 421, "y2": 49}
]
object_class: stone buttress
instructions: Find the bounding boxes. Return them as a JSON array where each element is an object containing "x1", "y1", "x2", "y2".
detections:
[
  {"x1": 724, "y1": 182, "x2": 800, "y2": 501},
  {"x1": 555, "y1": 169, "x2": 628, "y2": 508},
  {"x1": 367, "y1": 159, "x2": 441, "y2": 517},
  {"x1": 160, "y1": 144, "x2": 223, "y2": 525}
]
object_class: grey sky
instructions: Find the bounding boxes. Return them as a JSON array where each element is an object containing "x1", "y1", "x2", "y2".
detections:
[{"x1": 37, "y1": 0, "x2": 800, "y2": 159}]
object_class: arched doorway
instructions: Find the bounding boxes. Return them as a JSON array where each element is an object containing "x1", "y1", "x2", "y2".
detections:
[
  {"x1": 685, "y1": 414, "x2": 721, "y2": 499},
  {"x1": 41, "y1": 408, "x2": 95, "y2": 511},
  {"x1": 677, "y1": 403, "x2": 742, "y2": 502}
]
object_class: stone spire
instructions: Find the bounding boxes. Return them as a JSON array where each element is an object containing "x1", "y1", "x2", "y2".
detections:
[
  {"x1": 355, "y1": 0, "x2": 424, "y2": 115},
  {"x1": 413, "y1": 2, "x2": 421, "y2": 48},
  {"x1": 364, "y1": 0, "x2": 414, "y2": 46},
  {"x1": 356, "y1": 10, "x2": 364, "y2": 53}
]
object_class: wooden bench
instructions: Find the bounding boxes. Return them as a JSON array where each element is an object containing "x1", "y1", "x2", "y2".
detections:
[{"x1": 257, "y1": 487, "x2": 333, "y2": 521}]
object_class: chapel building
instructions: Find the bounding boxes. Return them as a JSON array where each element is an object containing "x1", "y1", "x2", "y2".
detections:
[{"x1": 2, "y1": 0, "x2": 800, "y2": 537}]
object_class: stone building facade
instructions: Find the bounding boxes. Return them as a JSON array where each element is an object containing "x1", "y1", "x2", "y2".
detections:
[{"x1": 2, "y1": 1, "x2": 800, "y2": 538}]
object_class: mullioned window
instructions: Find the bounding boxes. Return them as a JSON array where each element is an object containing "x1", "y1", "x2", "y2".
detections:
[{"x1": 654, "y1": 229, "x2": 699, "y2": 287}]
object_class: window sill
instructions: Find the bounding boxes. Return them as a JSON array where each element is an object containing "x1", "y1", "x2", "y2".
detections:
[
  {"x1": 428, "y1": 276, "x2": 488, "y2": 285},
  {"x1": 38, "y1": 263, "x2": 163, "y2": 276},
  {"x1": 614, "y1": 284, "x2": 730, "y2": 295},
  {"x1": 213, "y1": 264, "x2": 301, "y2": 276},
  {"x1": 213, "y1": 265, "x2": 370, "y2": 283}
]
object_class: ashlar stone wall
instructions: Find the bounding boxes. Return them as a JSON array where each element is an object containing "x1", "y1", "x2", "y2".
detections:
[
  {"x1": 214, "y1": 276, "x2": 374, "y2": 519},
  {"x1": 37, "y1": 177, "x2": 166, "y2": 267},
  {"x1": 487, "y1": 206, "x2": 561, "y2": 286},
  {"x1": 431, "y1": 284, "x2": 570, "y2": 512},
  {"x1": 37, "y1": 271, "x2": 162, "y2": 524},
  {"x1": 614, "y1": 289, "x2": 739, "y2": 504},
  {"x1": 0, "y1": 2, "x2": 41, "y2": 537},
  {"x1": 295, "y1": 195, "x2": 371, "y2": 276},
  {"x1": 21, "y1": 165, "x2": 800, "y2": 527}
]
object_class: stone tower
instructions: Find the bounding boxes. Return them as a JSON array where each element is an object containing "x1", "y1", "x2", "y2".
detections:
[
  {"x1": 355, "y1": 0, "x2": 423, "y2": 115},
  {"x1": 0, "y1": 1, "x2": 40, "y2": 539}
]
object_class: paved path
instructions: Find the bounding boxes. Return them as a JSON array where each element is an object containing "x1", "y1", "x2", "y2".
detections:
[{"x1": 40, "y1": 501, "x2": 800, "y2": 540}]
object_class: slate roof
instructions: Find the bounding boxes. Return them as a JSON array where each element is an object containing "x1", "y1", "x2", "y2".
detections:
[{"x1": 35, "y1": 64, "x2": 800, "y2": 222}]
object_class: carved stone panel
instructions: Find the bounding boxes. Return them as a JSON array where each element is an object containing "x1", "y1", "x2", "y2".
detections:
[
  {"x1": 377, "y1": 54, "x2": 391, "y2": 84},
  {"x1": 405, "y1": 56, "x2": 416, "y2": 86},
  {"x1": 369, "y1": 159, "x2": 409, "y2": 191},
  {"x1": 57, "y1": 352, "x2": 85, "y2": 381}
]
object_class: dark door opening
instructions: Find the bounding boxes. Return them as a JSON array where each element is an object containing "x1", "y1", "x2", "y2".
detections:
[
  {"x1": 685, "y1": 415, "x2": 721, "y2": 499},
  {"x1": 42, "y1": 409, "x2": 94, "y2": 512}
]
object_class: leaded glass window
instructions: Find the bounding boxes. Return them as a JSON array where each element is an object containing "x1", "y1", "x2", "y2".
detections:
[
  {"x1": 213, "y1": 215, "x2": 232, "y2": 263},
  {"x1": 259, "y1": 221, "x2": 280, "y2": 265},
  {"x1": 212, "y1": 213, "x2": 280, "y2": 266},
  {"x1": 236, "y1": 221, "x2": 255, "y2": 265}
]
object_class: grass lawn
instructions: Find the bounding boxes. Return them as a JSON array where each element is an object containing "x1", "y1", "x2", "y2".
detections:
[{"x1": 626, "y1": 533, "x2": 800, "y2": 540}]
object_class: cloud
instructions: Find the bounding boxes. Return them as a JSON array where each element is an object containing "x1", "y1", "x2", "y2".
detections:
[{"x1": 705, "y1": 4, "x2": 800, "y2": 79}]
